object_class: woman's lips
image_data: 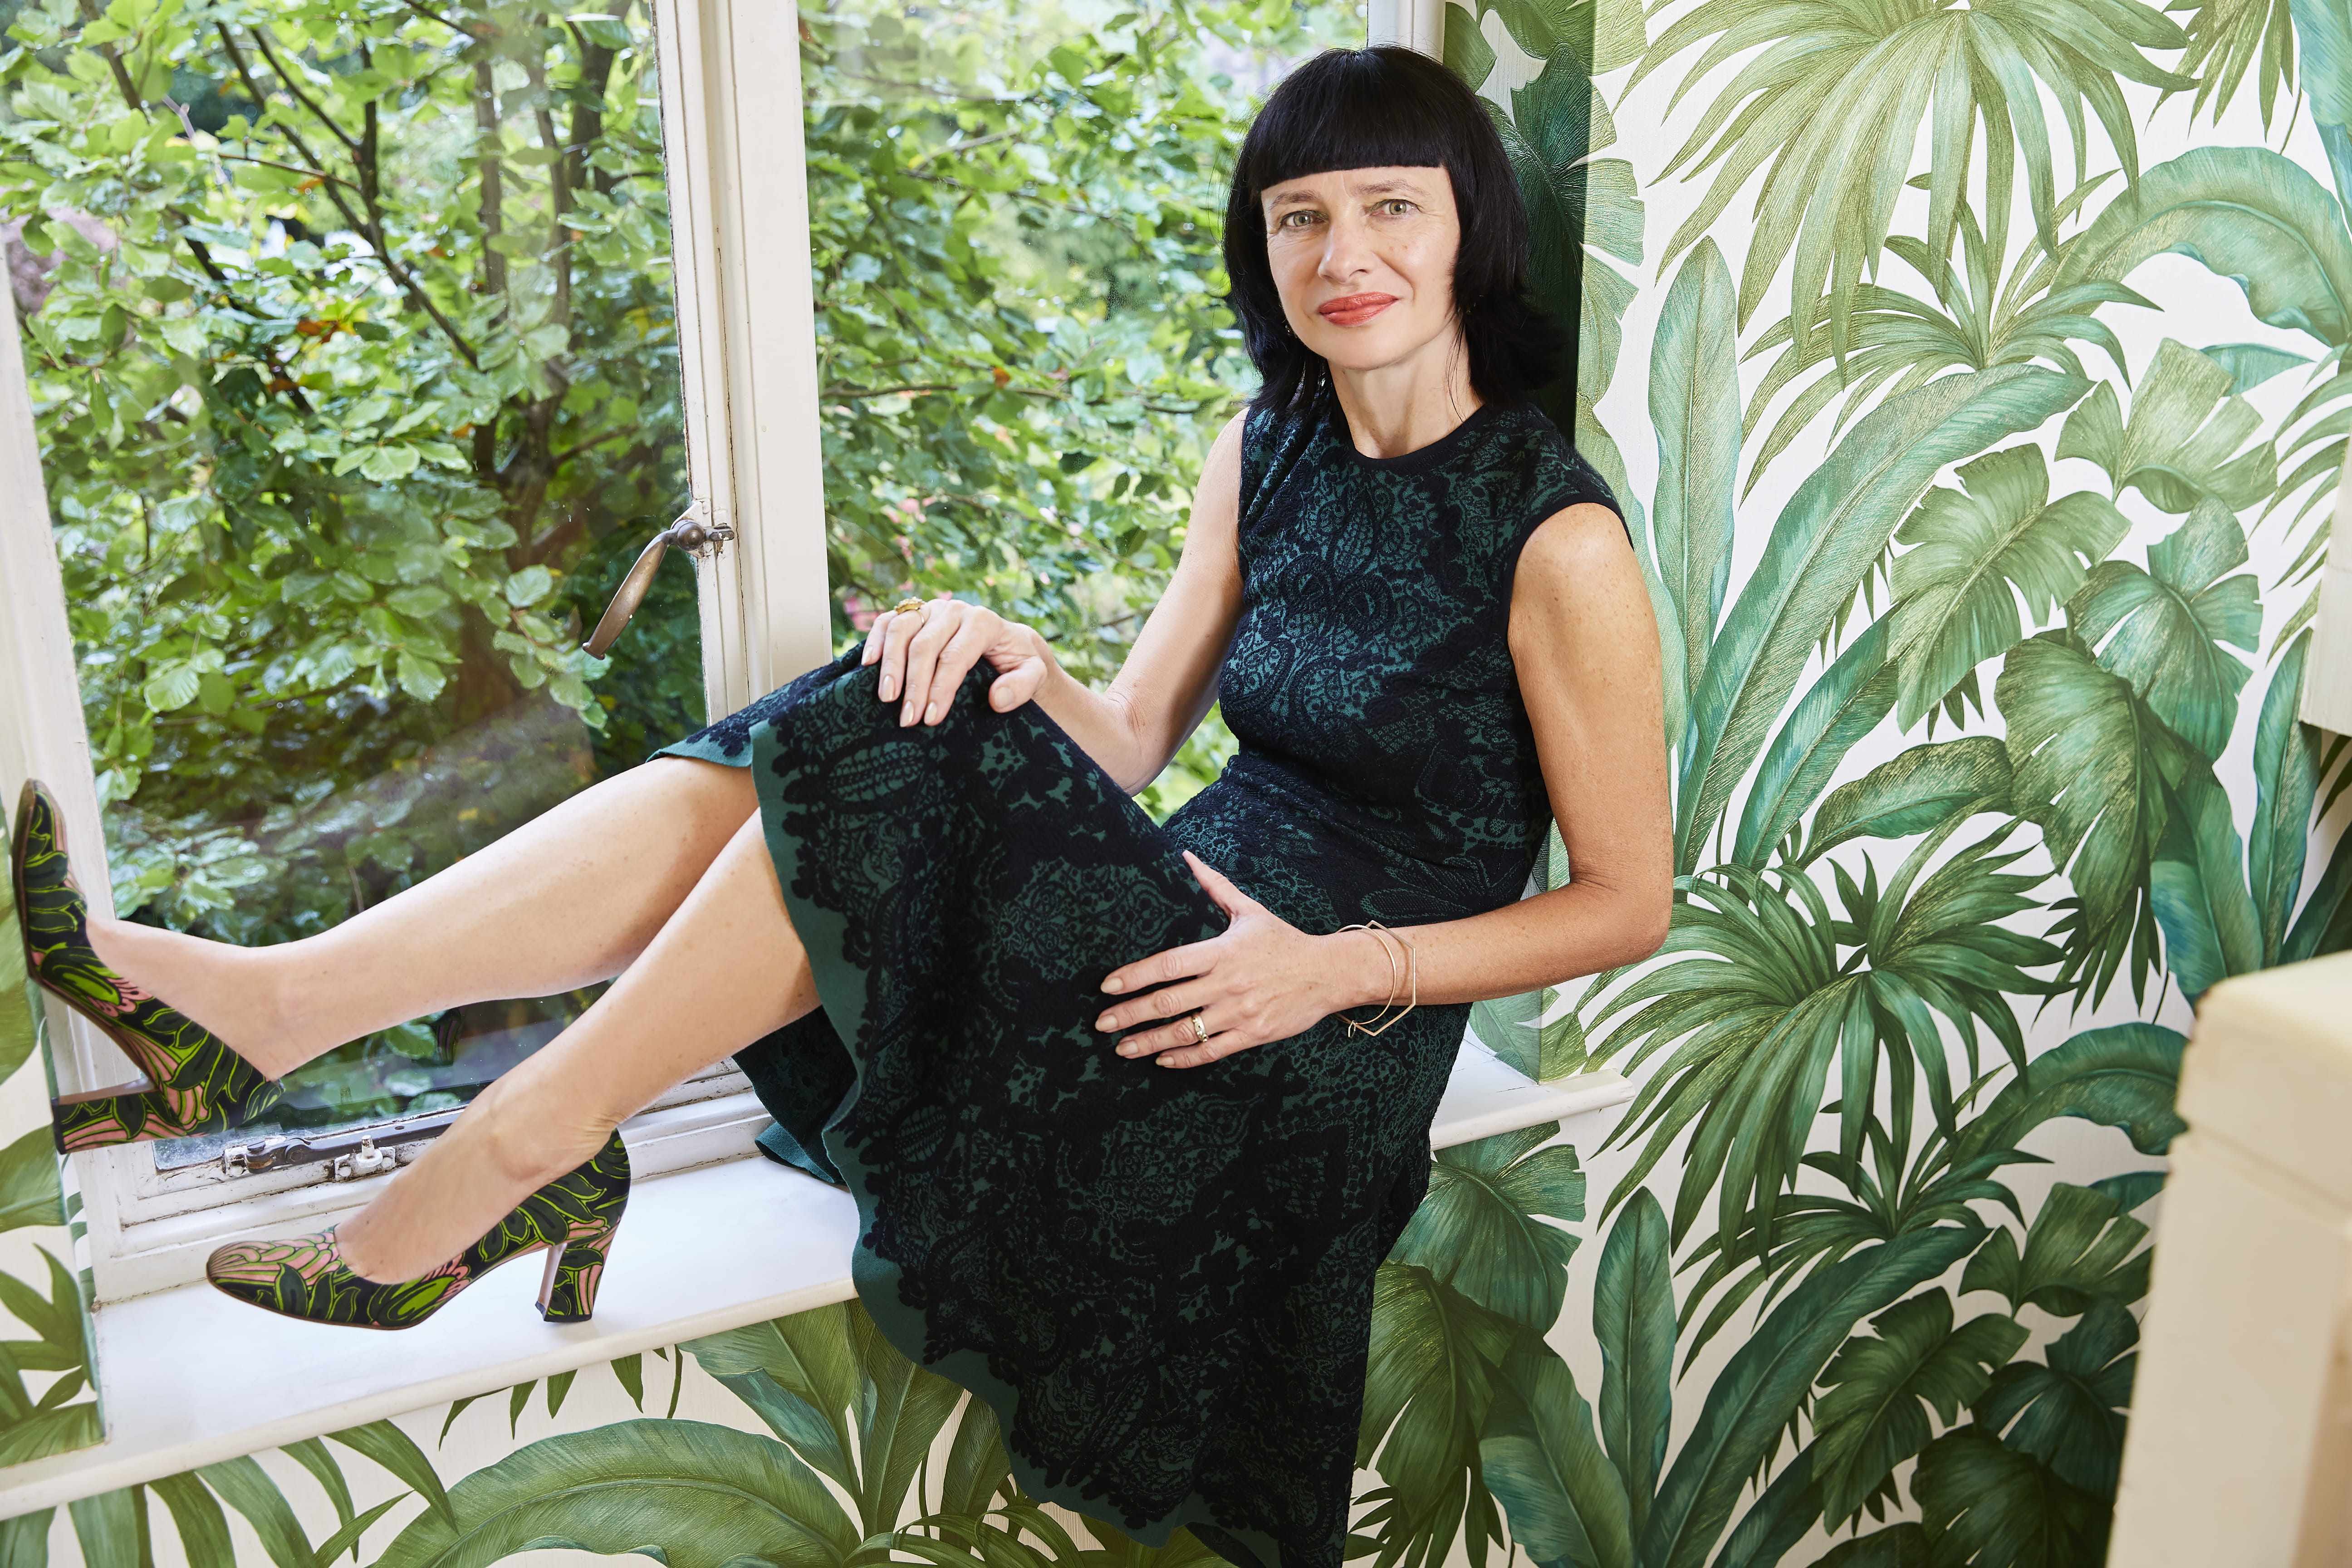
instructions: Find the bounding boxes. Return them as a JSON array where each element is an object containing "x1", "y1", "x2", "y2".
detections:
[{"x1": 1316, "y1": 293, "x2": 1398, "y2": 327}]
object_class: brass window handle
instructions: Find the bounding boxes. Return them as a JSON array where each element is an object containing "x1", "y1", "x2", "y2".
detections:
[{"x1": 582, "y1": 506, "x2": 734, "y2": 656}]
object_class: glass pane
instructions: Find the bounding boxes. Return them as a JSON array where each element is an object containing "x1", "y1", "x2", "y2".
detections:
[
  {"x1": 0, "y1": 0, "x2": 700, "y2": 1148},
  {"x1": 798, "y1": 0, "x2": 1356, "y2": 819}
]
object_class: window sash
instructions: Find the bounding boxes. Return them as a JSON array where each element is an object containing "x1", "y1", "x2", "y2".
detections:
[{"x1": 0, "y1": 0, "x2": 831, "y2": 1304}]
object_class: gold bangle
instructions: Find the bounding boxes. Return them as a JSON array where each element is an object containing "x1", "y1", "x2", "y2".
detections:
[
  {"x1": 1352, "y1": 929, "x2": 1419, "y2": 1039},
  {"x1": 1337, "y1": 921, "x2": 1416, "y2": 1038}
]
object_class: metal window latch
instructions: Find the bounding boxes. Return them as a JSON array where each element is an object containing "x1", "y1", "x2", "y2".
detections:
[
  {"x1": 582, "y1": 502, "x2": 735, "y2": 657},
  {"x1": 221, "y1": 1106, "x2": 465, "y2": 1180}
]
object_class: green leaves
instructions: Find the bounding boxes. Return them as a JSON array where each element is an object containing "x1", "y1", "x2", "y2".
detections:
[
  {"x1": 1596, "y1": 832, "x2": 2056, "y2": 1254},
  {"x1": 686, "y1": 1301, "x2": 967, "y2": 1540},
  {"x1": 2252, "y1": 632, "x2": 2322, "y2": 960},
  {"x1": 1960, "y1": 1183, "x2": 2151, "y2": 1317},
  {"x1": 1637, "y1": 0, "x2": 2187, "y2": 356},
  {"x1": 1592, "y1": 1191, "x2": 1674, "y2": 1541},
  {"x1": 1650, "y1": 239, "x2": 1741, "y2": 740},
  {"x1": 1679, "y1": 366, "x2": 2088, "y2": 874},
  {"x1": 2059, "y1": 146, "x2": 2352, "y2": 347},
  {"x1": 371, "y1": 1419, "x2": 853, "y2": 1568},
  {"x1": 1479, "y1": 1346, "x2": 1635, "y2": 1568},
  {"x1": 1955, "y1": 1022, "x2": 2188, "y2": 1163},
  {"x1": 2150, "y1": 767, "x2": 2264, "y2": 998},
  {"x1": 1642, "y1": 1226, "x2": 1984, "y2": 1568},
  {"x1": 2068, "y1": 498, "x2": 2260, "y2": 760},
  {"x1": 1800, "y1": 739, "x2": 2013, "y2": 868},
  {"x1": 1887, "y1": 446, "x2": 2128, "y2": 731},
  {"x1": 1358, "y1": 1265, "x2": 1519, "y2": 1514},
  {"x1": 1730, "y1": 622, "x2": 1896, "y2": 870},
  {"x1": 1911, "y1": 1426, "x2": 2112, "y2": 1568},
  {"x1": 1390, "y1": 1125, "x2": 1587, "y2": 1333},
  {"x1": 1974, "y1": 1303, "x2": 2138, "y2": 1499},
  {"x1": 1810, "y1": 1293, "x2": 2028, "y2": 1527},
  {"x1": 1996, "y1": 631, "x2": 2191, "y2": 1001},
  {"x1": 2058, "y1": 340, "x2": 2277, "y2": 515}
]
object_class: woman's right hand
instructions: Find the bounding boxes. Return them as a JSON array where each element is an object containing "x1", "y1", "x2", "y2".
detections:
[{"x1": 862, "y1": 596, "x2": 1055, "y2": 727}]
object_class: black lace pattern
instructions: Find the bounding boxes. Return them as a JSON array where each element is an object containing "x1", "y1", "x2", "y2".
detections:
[{"x1": 659, "y1": 394, "x2": 1617, "y2": 1568}]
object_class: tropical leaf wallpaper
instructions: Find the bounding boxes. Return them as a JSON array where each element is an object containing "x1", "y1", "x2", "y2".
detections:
[{"x1": 5, "y1": 0, "x2": 2352, "y2": 1563}]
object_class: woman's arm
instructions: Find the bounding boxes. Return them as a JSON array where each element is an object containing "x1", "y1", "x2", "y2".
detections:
[
  {"x1": 1096, "y1": 500, "x2": 1673, "y2": 1066},
  {"x1": 862, "y1": 414, "x2": 1246, "y2": 795}
]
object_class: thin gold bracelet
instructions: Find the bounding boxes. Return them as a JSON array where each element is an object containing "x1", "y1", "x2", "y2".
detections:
[{"x1": 1337, "y1": 922, "x2": 1419, "y2": 1038}]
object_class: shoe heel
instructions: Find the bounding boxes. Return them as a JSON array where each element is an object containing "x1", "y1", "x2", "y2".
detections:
[{"x1": 536, "y1": 1226, "x2": 614, "y2": 1323}]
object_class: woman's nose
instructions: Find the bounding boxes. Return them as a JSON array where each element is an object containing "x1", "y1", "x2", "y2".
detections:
[{"x1": 1318, "y1": 217, "x2": 1372, "y2": 283}]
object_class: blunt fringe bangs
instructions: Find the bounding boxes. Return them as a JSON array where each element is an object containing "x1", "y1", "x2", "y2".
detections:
[{"x1": 1223, "y1": 47, "x2": 1564, "y2": 412}]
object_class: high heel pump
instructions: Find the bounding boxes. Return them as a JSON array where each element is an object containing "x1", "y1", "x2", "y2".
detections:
[
  {"x1": 10, "y1": 780, "x2": 285, "y2": 1153},
  {"x1": 204, "y1": 1131, "x2": 629, "y2": 1329}
]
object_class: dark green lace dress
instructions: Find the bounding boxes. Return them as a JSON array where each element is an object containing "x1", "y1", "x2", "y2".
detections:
[{"x1": 657, "y1": 394, "x2": 1615, "y2": 1568}]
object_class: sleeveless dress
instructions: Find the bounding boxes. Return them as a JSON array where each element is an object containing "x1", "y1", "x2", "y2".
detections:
[{"x1": 656, "y1": 393, "x2": 1616, "y2": 1568}]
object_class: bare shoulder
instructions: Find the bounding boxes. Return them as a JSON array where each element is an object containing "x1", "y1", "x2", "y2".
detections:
[
  {"x1": 1511, "y1": 502, "x2": 1644, "y2": 631},
  {"x1": 1517, "y1": 502, "x2": 1635, "y2": 585}
]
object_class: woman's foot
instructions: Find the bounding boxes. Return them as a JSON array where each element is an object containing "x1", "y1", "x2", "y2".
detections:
[
  {"x1": 13, "y1": 781, "x2": 288, "y2": 1150},
  {"x1": 328, "y1": 1071, "x2": 619, "y2": 1284},
  {"x1": 206, "y1": 1131, "x2": 629, "y2": 1328}
]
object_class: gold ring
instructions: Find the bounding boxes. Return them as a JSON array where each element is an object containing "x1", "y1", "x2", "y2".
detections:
[
  {"x1": 891, "y1": 598, "x2": 927, "y2": 619},
  {"x1": 1188, "y1": 1014, "x2": 1209, "y2": 1045}
]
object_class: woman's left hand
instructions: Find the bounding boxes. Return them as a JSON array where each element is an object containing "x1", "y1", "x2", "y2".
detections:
[{"x1": 1095, "y1": 853, "x2": 1392, "y2": 1068}]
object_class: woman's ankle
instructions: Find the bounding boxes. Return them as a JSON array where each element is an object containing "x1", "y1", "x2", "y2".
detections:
[{"x1": 85, "y1": 918, "x2": 304, "y2": 1077}]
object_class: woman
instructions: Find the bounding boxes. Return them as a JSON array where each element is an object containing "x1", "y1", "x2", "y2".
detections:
[{"x1": 12, "y1": 45, "x2": 1667, "y2": 1568}]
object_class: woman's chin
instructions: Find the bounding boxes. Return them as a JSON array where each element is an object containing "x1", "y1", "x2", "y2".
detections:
[{"x1": 1312, "y1": 337, "x2": 1454, "y2": 381}]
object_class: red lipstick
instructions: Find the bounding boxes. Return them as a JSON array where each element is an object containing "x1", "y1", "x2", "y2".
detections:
[{"x1": 1316, "y1": 292, "x2": 1398, "y2": 327}]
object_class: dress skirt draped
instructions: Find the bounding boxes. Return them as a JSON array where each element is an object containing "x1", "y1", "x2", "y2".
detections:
[{"x1": 654, "y1": 392, "x2": 1617, "y2": 1568}]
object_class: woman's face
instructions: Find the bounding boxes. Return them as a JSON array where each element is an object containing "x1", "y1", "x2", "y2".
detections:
[{"x1": 1261, "y1": 166, "x2": 1462, "y2": 377}]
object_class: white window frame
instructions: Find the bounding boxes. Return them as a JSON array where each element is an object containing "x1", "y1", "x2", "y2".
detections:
[{"x1": 0, "y1": 0, "x2": 831, "y2": 1306}]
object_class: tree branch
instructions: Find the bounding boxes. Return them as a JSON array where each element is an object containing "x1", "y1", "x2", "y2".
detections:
[
  {"x1": 471, "y1": 54, "x2": 508, "y2": 305},
  {"x1": 218, "y1": 24, "x2": 482, "y2": 370},
  {"x1": 215, "y1": 152, "x2": 361, "y2": 192},
  {"x1": 242, "y1": 23, "x2": 363, "y2": 156},
  {"x1": 399, "y1": 0, "x2": 475, "y2": 36}
]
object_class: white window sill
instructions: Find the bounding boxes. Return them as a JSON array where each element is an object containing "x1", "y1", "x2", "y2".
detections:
[{"x1": 0, "y1": 1048, "x2": 1630, "y2": 1516}]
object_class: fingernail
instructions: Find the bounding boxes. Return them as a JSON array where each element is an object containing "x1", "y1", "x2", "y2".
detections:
[
  {"x1": 901, "y1": 701, "x2": 915, "y2": 725},
  {"x1": 926, "y1": 703, "x2": 941, "y2": 724},
  {"x1": 1097, "y1": 1014, "x2": 1117, "y2": 1030},
  {"x1": 1102, "y1": 978, "x2": 1124, "y2": 993},
  {"x1": 879, "y1": 677, "x2": 895, "y2": 701}
]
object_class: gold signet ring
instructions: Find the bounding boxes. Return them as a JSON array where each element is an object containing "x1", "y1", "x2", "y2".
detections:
[{"x1": 891, "y1": 598, "x2": 927, "y2": 619}]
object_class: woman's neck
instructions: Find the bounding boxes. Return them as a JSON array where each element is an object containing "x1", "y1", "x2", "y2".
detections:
[{"x1": 1327, "y1": 331, "x2": 1483, "y2": 459}]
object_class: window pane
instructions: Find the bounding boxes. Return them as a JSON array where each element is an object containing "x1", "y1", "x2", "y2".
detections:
[
  {"x1": 799, "y1": 0, "x2": 1357, "y2": 818},
  {"x1": 0, "y1": 0, "x2": 699, "y2": 1145}
]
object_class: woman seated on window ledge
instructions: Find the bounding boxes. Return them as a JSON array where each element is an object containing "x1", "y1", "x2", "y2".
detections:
[{"x1": 11, "y1": 44, "x2": 1667, "y2": 1568}]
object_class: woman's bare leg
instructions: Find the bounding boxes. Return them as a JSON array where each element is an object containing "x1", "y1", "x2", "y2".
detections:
[
  {"x1": 83, "y1": 759, "x2": 760, "y2": 1078},
  {"x1": 332, "y1": 810, "x2": 816, "y2": 1282}
]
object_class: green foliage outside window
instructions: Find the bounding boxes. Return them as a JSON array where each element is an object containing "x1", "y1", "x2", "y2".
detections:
[{"x1": 0, "y1": 0, "x2": 1318, "y2": 1126}]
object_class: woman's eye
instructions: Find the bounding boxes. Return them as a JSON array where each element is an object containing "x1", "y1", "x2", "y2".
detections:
[
  {"x1": 1379, "y1": 200, "x2": 1414, "y2": 216},
  {"x1": 1279, "y1": 211, "x2": 1321, "y2": 228}
]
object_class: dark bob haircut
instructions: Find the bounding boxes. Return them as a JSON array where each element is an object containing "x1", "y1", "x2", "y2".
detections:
[{"x1": 1223, "y1": 47, "x2": 1565, "y2": 412}]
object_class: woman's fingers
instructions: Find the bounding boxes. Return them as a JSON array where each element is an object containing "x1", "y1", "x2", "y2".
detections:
[
  {"x1": 1183, "y1": 852, "x2": 1259, "y2": 920},
  {"x1": 1098, "y1": 935, "x2": 1219, "y2": 1000},
  {"x1": 896, "y1": 598, "x2": 960, "y2": 725},
  {"x1": 922, "y1": 612, "x2": 998, "y2": 724},
  {"x1": 866, "y1": 604, "x2": 926, "y2": 703},
  {"x1": 1148, "y1": 1028, "x2": 1245, "y2": 1068},
  {"x1": 989, "y1": 654, "x2": 1050, "y2": 711}
]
